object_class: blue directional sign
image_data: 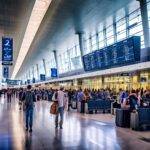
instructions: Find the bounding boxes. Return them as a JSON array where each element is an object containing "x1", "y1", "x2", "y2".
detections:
[
  {"x1": 27, "y1": 79, "x2": 30, "y2": 84},
  {"x1": 51, "y1": 68, "x2": 58, "y2": 77},
  {"x1": 3, "y1": 67, "x2": 9, "y2": 78},
  {"x1": 32, "y1": 78, "x2": 36, "y2": 83},
  {"x1": 40, "y1": 74, "x2": 46, "y2": 81},
  {"x1": 6, "y1": 79, "x2": 19, "y2": 85},
  {"x1": 2, "y1": 37, "x2": 13, "y2": 62}
]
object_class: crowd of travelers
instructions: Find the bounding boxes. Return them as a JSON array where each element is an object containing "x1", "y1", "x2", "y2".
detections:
[{"x1": 0, "y1": 86, "x2": 150, "y2": 132}]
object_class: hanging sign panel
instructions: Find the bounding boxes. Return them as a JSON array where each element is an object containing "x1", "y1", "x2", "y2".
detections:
[
  {"x1": 3, "y1": 66, "x2": 9, "y2": 78},
  {"x1": 2, "y1": 37, "x2": 13, "y2": 64},
  {"x1": 51, "y1": 68, "x2": 58, "y2": 78},
  {"x1": 40, "y1": 74, "x2": 46, "y2": 81}
]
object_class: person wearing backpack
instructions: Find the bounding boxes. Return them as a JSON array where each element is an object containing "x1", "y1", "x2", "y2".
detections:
[{"x1": 22, "y1": 85, "x2": 36, "y2": 132}]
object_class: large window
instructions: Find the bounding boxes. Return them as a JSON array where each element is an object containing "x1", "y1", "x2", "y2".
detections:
[
  {"x1": 128, "y1": 9, "x2": 144, "y2": 48},
  {"x1": 84, "y1": 38, "x2": 91, "y2": 54},
  {"x1": 116, "y1": 18, "x2": 127, "y2": 41},
  {"x1": 91, "y1": 34, "x2": 97, "y2": 51},
  {"x1": 106, "y1": 25, "x2": 114, "y2": 45},
  {"x1": 98, "y1": 31, "x2": 105, "y2": 49},
  {"x1": 58, "y1": 44, "x2": 82, "y2": 74}
]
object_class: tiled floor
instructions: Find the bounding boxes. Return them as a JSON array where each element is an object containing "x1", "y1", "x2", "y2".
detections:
[{"x1": 0, "y1": 95, "x2": 150, "y2": 150}]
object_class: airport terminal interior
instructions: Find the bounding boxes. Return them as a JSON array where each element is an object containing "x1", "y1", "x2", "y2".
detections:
[{"x1": 0, "y1": 0, "x2": 150, "y2": 149}]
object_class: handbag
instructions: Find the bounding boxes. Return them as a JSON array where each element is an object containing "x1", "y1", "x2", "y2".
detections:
[{"x1": 50, "y1": 102, "x2": 58, "y2": 115}]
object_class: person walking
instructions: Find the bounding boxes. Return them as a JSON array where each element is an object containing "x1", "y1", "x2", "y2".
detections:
[
  {"x1": 55, "y1": 87, "x2": 67, "y2": 129},
  {"x1": 19, "y1": 88, "x2": 24, "y2": 110},
  {"x1": 7, "y1": 88, "x2": 12, "y2": 103},
  {"x1": 22, "y1": 85, "x2": 36, "y2": 132},
  {"x1": 77, "y1": 88, "x2": 85, "y2": 113}
]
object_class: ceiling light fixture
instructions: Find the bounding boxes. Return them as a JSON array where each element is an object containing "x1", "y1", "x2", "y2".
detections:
[{"x1": 11, "y1": 0, "x2": 52, "y2": 79}]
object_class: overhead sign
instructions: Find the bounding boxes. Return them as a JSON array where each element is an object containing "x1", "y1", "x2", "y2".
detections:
[
  {"x1": 3, "y1": 67, "x2": 9, "y2": 78},
  {"x1": 27, "y1": 79, "x2": 30, "y2": 84},
  {"x1": 40, "y1": 74, "x2": 46, "y2": 81},
  {"x1": 6, "y1": 79, "x2": 19, "y2": 85},
  {"x1": 51, "y1": 68, "x2": 57, "y2": 77},
  {"x1": 83, "y1": 36, "x2": 141, "y2": 71},
  {"x1": 2, "y1": 37, "x2": 13, "y2": 65},
  {"x1": 32, "y1": 78, "x2": 35, "y2": 83},
  {"x1": 2, "y1": 62, "x2": 13, "y2": 65}
]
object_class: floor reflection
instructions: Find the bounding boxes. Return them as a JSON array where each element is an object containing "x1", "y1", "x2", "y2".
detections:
[
  {"x1": 0, "y1": 96, "x2": 149, "y2": 150},
  {"x1": 24, "y1": 133, "x2": 32, "y2": 150}
]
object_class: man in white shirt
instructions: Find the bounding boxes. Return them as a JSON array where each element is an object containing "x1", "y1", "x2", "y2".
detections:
[{"x1": 55, "y1": 87, "x2": 67, "y2": 129}]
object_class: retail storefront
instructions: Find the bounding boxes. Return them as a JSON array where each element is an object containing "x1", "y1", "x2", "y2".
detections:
[{"x1": 78, "y1": 70, "x2": 150, "y2": 92}]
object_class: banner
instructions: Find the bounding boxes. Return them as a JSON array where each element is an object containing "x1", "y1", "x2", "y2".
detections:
[{"x1": 2, "y1": 37, "x2": 13, "y2": 62}]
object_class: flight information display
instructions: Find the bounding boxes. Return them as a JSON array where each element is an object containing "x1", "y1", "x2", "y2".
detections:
[{"x1": 82, "y1": 36, "x2": 141, "y2": 71}]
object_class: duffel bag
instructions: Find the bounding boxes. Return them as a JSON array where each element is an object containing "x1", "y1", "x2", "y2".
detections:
[{"x1": 50, "y1": 102, "x2": 58, "y2": 115}]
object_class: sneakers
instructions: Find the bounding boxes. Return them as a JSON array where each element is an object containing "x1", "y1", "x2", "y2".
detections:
[
  {"x1": 60, "y1": 126, "x2": 63, "y2": 129},
  {"x1": 25, "y1": 127, "x2": 32, "y2": 132}
]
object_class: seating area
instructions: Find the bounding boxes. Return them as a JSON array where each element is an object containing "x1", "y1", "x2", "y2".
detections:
[{"x1": 87, "y1": 99, "x2": 112, "y2": 113}]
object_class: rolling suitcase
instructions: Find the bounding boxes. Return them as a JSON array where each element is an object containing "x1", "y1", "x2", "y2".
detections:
[
  {"x1": 130, "y1": 112, "x2": 139, "y2": 130},
  {"x1": 116, "y1": 109, "x2": 130, "y2": 127}
]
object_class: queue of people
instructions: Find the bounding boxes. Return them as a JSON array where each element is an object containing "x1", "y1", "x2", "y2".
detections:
[{"x1": 1, "y1": 86, "x2": 150, "y2": 132}]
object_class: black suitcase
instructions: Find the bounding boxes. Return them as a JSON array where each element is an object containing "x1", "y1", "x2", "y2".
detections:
[{"x1": 116, "y1": 109, "x2": 130, "y2": 127}]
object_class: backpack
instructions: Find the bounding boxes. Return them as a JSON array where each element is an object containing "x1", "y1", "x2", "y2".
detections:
[{"x1": 25, "y1": 91, "x2": 34, "y2": 108}]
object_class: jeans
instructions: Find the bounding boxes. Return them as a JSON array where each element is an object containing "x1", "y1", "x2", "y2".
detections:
[
  {"x1": 55, "y1": 107, "x2": 64, "y2": 127},
  {"x1": 26, "y1": 107, "x2": 33, "y2": 129}
]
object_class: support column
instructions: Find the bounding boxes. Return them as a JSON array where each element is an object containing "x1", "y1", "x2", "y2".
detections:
[
  {"x1": 76, "y1": 32, "x2": 85, "y2": 68},
  {"x1": 89, "y1": 35, "x2": 92, "y2": 52},
  {"x1": 103, "y1": 28, "x2": 107, "y2": 47},
  {"x1": 42, "y1": 59, "x2": 47, "y2": 76},
  {"x1": 96, "y1": 33, "x2": 99, "y2": 50},
  {"x1": 32, "y1": 66, "x2": 34, "y2": 78},
  {"x1": 113, "y1": 16, "x2": 117, "y2": 42},
  {"x1": 67, "y1": 49, "x2": 71, "y2": 70},
  {"x1": 125, "y1": 7, "x2": 129, "y2": 38},
  {"x1": 36, "y1": 64, "x2": 39, "y2": 80},
  {"x1": 137, "y1": 0, "x2": 150, "y2": 47},
  {"x1": 29, "y1": 70, "x2": 31, "y2": 79},
  {"x1": 53, "y1": 50, "x2": 59, "y2": 76},
  {"x1": 53, "y1": 50, "x2": 58, "y2": 69}
]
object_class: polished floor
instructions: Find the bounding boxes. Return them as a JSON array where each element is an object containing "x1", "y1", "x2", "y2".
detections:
[{"x1": 0, "y1": 95, "x2": 150, "y2": 150}]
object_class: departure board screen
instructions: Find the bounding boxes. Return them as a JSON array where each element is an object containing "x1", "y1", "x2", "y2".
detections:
[{"x1": 82, "y1": 36, "x2": 141, "y2": 71}]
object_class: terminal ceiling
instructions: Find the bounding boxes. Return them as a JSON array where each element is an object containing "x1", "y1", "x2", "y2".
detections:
[{"x1": 3, "y1": 0, "x2": 133, "y2": 78}]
